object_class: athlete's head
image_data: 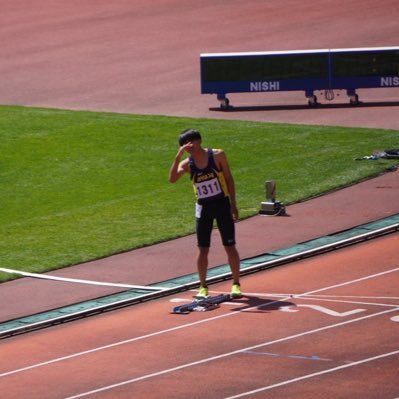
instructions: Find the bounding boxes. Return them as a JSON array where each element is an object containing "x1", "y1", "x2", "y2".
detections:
[{"x1": 178, "y1": 129, "x2": 202, "y2": 146}]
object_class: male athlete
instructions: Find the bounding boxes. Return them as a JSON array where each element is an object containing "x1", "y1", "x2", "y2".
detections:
[{"x1": 169, "y1": 129, "x2": 241, "y2": 298}]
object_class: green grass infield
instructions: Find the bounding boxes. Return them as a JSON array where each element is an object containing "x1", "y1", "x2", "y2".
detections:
[{"x1": 1, "y1": 105, "x2": 398, "y2": 282}]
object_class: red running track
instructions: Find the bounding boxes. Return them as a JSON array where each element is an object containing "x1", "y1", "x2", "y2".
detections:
[{"x1": 1, "y1": 233, "x2": 398, "y2": 399}]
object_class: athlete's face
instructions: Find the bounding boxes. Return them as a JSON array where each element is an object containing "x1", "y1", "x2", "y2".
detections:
[{"x1": 181, "y1": 139, "x2": 201, "y2": 153}]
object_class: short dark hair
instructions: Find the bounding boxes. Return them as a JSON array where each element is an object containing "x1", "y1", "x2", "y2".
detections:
[{"x1": 178, "y1": 129, "x2": 202, "y2": 146}]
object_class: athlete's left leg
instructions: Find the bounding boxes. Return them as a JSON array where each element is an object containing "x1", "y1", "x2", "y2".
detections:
[
  {"x1": 216, "y1": 201, "x2": 241, "y2": 287},
  {"x1": 224, "y1": 244, "x2": 240, "y2": 285}
]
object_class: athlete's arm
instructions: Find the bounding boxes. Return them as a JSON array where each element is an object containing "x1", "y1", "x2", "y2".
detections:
[
  {"x1": 168, "y1": 143, "x2": 191, "y2": 183},
  {"x1": 214, "y1": 149, "x2": 239, "y2": 220}
]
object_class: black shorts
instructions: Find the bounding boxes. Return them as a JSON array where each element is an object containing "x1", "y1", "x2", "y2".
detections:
[{"x1": 195, "y1": 197, "x2": 236, "y2": 248}]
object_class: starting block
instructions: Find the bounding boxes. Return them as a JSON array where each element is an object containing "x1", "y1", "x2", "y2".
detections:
[
  {"x1": 259, "y1": 180, "x2": 286, "y2": 216},
  {"x1": 171, "y1": 294, "x2": 231, "y2": 314}
]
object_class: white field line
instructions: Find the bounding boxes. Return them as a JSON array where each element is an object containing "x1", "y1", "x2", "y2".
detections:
[
  {"x1": 0, "y1": 267, "x2": 166, "y2": 291},
  {"x1": 63, "y1": 307, "x2": 399, "y2": 399},
  {"x1": 1, "y1": 267, "x2": 398, "y2": 382},
  {"x1": 224, "y1": 349, "x2": 399, "y2": 399}
]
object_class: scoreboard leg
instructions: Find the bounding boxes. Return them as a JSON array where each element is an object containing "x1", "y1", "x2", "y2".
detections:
[
  {"x1": 347, "y1": 89, "x2": 360, "y2": 105},
  {"x1": 217, "y1": 93, "x2": 230, "y2": 110},
  {"x1": 305, "y1": 89, "x2": 318, "y2": 107}
]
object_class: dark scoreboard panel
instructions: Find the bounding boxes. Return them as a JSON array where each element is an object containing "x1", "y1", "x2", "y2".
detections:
[
  {"x1": 333, "y1": 49, "x2": 399, "y2": 77},
  {"x1": 200, "y1": 49, "x2": 331, "y2": 96},
  {"x1": 200, "y1": 47, "x2": 399, "y2": 106},
  {"x1": 202, "y1": 52, "x2": 328, "y2": 81}
]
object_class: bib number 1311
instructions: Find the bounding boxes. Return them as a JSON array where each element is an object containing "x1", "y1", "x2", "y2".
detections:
[{"x1": 195, "y1": 177, "x2": 222, "y2": 199}]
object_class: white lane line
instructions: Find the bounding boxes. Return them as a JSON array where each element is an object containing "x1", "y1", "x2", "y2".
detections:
[
  {"x1": 244, "y1": 293, "x2": 399, "y2": 301},
  {"x1": 294, "y1": 295, "x2": 399, "y2": 308},
  {"x1": 300, "y1": 294, "x2": 399, "y2": 300},
  {"x1": 2, "y1": 267, "x2": 398, "y2": 379},
  {"x1": 216, "y1": 267, "x2": 399, "y2": 300},
  {"x1": 224, "y1": 349, "x2": 399, "y2": 399},
  {"x1": 62, "y1": 306, "x2": 399, "y2": 399},
  {"x1": 0, "y1": 313, "x2": 235, "y2": 378},
  {"x1": 0, "y1": 267, "x2": 166, "y2": 291},
  {"x1": 243, "y1": 267, "x2": 399, "y2": 300}
]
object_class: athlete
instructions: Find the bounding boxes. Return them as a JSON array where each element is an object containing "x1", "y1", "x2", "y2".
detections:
[{"x1": 169, "y1": 129, "x2": 241, "y2": 298}]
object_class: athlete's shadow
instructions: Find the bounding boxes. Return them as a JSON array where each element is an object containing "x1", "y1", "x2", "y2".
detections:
[{"x1": 230, "y1": 295, "x2": 294, "y2": 313}]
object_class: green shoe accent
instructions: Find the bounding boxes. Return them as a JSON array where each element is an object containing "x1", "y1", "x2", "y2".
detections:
[
  {"x1": 196, "y1": 286, "x2": 209, "y2": 298},
  {"x1": 231, "y1": 283, "x2": 242, "y2": 298}
]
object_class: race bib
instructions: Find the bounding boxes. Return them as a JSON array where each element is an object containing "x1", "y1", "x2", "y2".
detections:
[{"x1": 195, "y1": 177, "x2": 222, "y2": 199}]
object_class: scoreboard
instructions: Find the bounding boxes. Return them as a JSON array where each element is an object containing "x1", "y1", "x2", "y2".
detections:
[{"x1": 200, "y1": 47, "x2": 399, "y2": 108}]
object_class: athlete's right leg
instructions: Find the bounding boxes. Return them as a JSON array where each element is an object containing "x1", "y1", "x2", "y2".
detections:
[
  {"x1": 216, "y1": 200, "x2": 242, "y2": 297},
  {"x1": 195, "y1": 204, "x2": 213, "y2": 296},
  {"x1": 224, "y1": 244, "x2": 240, "y2": 286},
  {"x1": 197, "y1": 246, "x2": 209, "y2": 289}
]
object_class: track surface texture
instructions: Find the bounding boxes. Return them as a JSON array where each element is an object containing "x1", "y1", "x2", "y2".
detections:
[
  {"x1": 0, "y1": 1, "x2": 398, "y2": 398},
  {"x1": 1, "y1": 234, "x2": 398, "y2": 398}
]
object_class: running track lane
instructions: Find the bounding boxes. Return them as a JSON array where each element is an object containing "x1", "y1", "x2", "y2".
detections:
[{"x1": 1, "y1": 233, "x2": 398, "y2": 399}]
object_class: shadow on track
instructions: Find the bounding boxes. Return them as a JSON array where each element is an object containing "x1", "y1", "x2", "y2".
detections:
[{"x1": 230, "y1": 295, "x2": 295, "y2": 313}]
